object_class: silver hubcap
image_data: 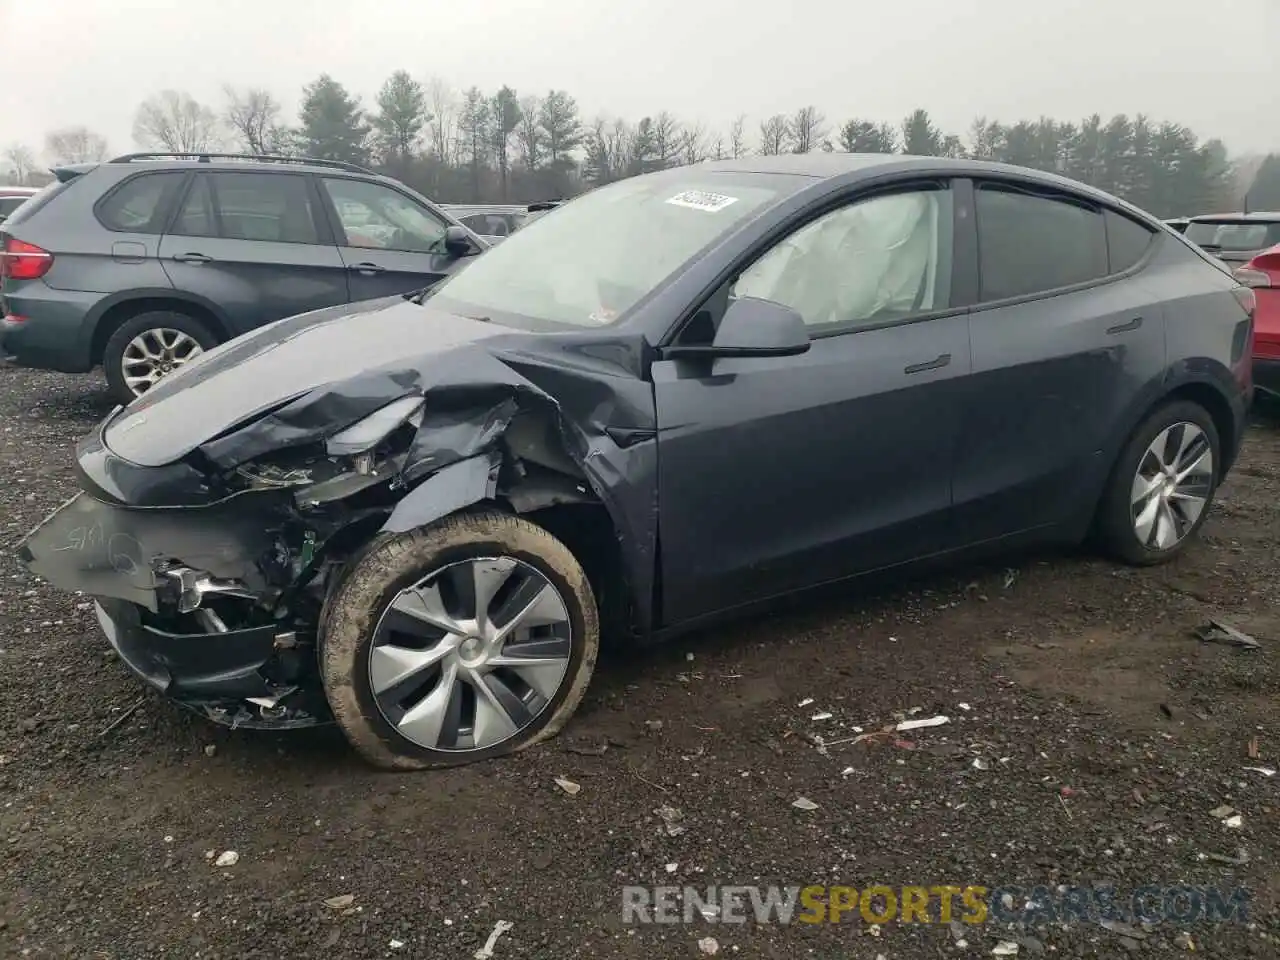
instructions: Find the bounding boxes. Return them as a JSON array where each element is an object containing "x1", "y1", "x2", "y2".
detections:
[
  {"x1": 1131, "y1": 421, "x2": 1214, "y2": 550},
  {"x1": 369, "y1": 556, "x2": 573, "y2": 753},
  {"x1": 122, "y1": 328, "x2": 203, "y2": 395}
]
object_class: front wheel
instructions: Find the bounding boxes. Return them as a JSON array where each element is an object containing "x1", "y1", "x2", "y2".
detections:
[
  {"x1": 1096, "y1": 400, "x2": 1220, "y2": 566},
  {"x1": 320, "y1": 511, "x2": 600, "y2": 770}
]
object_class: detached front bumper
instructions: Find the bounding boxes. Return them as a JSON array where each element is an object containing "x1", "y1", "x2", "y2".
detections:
[
  {"x1": 95, "y1": 597, "x2": 280, "y2": 699},
  {"x1": 20, "y1": 490, "x2": 329, "y2": 728}
]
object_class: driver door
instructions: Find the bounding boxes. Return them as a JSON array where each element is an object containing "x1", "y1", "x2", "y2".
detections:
[
  {"x1": 318, "y1": 177, "x2": 459, "y2": 300},
  {"x1": 652, "y1": 182, "x2": 973, "y2": 625}
]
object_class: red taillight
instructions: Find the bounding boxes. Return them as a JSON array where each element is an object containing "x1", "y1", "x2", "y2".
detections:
[
  {"x1": 0, "y1": 236, "x2": 54, "y2": 281},
  {"x1": 1234, "y1": 266, "x2": 1272, "y2": 290}
]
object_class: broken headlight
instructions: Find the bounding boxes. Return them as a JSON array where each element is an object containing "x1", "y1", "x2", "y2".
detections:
[
  {"x1": 233, "y1": 395, "x2": 426, "y2": 500},
  {"x1": 326, "y1": 396, "x2": 425, "y2": 457}
]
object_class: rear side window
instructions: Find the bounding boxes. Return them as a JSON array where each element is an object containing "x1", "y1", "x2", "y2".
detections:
[
  {"x1": 97, "y1": 172, "x2": 187, "y2": 234},
  {"x1": 1184, "y1": 219, "x2": 1280, "y2": 252},
  {"x1": 0, "y1": 197, "x2": 27, "y2": 218},
  {"x1": 1105, "y1": 210, "x2": 1156, "y2": 273},
  {"x1": 173, "y1": 176, "x2": 217, "y2": 238},
  {"x1": 200, "y1": 173, "x2": 320, "y2": 244},
  {"x1": 975, "y1": 184, "x2": 1107, "y2": 302}
]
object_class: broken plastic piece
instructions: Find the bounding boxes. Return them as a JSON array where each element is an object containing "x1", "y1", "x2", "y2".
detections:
[
  {"x1": 896, "y1": 715, "x2": 950, "y2": 732},
  {"x1": 554, "y1": 777, "x2": 581, "y2": 796},
  {"x1": 1193, "y1": 619, "x2": 1261, "y2": 649},
  {"x1": 474, "y1": 920, "x2": 514, "y2": 960}
]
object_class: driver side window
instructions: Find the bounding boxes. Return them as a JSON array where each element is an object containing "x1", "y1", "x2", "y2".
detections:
[
  {"x1": 730, "y1": 186, "x2": 954, "y2": 332},
  {"x1": 321, "y1": 178, "x2": 447, "y2": 253}
]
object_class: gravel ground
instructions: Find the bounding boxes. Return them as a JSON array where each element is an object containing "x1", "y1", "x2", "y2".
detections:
[{"x1": 0, "y1": 364, "x2": 1277, "y2": 959}]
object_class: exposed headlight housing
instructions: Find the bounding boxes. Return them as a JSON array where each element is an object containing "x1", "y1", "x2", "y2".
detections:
[{"x1": 325, "y1": 396, "x2": 425, "y2": 457}]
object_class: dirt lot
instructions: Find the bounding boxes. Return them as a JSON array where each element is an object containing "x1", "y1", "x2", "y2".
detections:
[{"x1": 0, "y1": 365, "x2": 1277, "y2": 959}]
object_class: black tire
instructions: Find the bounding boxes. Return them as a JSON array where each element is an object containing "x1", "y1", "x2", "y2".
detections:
[
  {"x1": 102, "y1": 310, "x2": 220, "y2": 406},
  {"x1": 1096, "y1": 400, "x2": 1220, "y2": 566},
  {"x1": 320, "y1": 510, "x2": 600, "y2": 771}
]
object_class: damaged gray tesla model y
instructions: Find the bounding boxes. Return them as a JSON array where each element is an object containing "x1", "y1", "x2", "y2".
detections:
[{"x1": 20, "y1": 154, "x2": 1253, "y2": 769}]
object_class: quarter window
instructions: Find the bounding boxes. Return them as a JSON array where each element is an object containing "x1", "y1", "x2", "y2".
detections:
[
  {"x1": 1105, "y1": 209, "x2": 1156, "y2": 274},
  {"x1": 732, "y1": 187, "x2": 953, "y2": 331},
  {"x1": 321, "y1": 178, "x2": 446, "y2": 253},
  {"x1": 975, "y1": 185, "x2": 1107, "y2": 302},
  {"x1": 97, "y1": 172, "x2": 186, "y2": 234}
]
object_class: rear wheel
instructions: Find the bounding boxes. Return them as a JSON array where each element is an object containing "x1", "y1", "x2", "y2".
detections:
[
  {"x1": 1096, "y1": 400, "x2": 1219, "y2": 565},
  {"x1": 102, "y1": 310, "x2": 219, "y2": 405},
  {"x1": 320, "y1": 511, "x2": 599, "y2": 770}
]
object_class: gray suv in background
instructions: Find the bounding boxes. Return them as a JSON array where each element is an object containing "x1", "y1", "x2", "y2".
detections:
[{"x1": 0, "y1": 153, "x2": 485, "y2": 404}]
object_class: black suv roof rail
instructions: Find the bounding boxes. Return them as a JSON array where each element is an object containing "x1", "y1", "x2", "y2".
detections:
[{"x1": 108, "y1": 152, "x2": 376, "y2": 175}]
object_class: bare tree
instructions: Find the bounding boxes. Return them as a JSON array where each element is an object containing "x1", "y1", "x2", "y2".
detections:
[
  {"x1": 708, "y1": 134, "x2": 727, "y2": 161},
  {"x1": 789, "y1": 106, "x2": 827, "y2": 154},
  {"x1": 45, "y1": 126, "x2": 109, "y2": 164},
  {"x1": 133, "y1": 91, "x2": 220, "y2": 153},
  {"x1": 223, "y1": 86, "x2": 284, "y2": 154},
  {"x1": 4, "y1": 144, "x2": 36, "y2": 184},
  {"x1": 651, "y1": 111, "x2": 683, "y2": 168},
  {"x1": 425, "y1": 76, "x2": 458, "y2": 164},
  {"x1": 516, "y1": 94, "x2": 543, "y2": 170},
  {"x1": 758, "y1": 115, "x2": 789, "y2": 156},
  {"x1": 729, "y1": 114, "x2": 748, "y2": 158},
  {"x1": 584, "y1": 115, "x2": 634, "y2": 185},
  {"x1": 678, "y1": 121, "x2": 708, "y2": 166}
]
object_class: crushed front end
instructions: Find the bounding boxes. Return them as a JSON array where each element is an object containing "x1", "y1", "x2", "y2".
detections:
[{"x1": 16, "y1": 404, "x2": 433, "y2": 730}]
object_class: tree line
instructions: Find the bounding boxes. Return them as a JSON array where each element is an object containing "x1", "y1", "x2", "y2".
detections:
[{"x1": 5, "y1": 72, "x2": 1280, "y2": 217}]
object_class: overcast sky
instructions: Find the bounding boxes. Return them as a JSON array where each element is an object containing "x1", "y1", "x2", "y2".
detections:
[{"x1": 2, "y1": 0, "x2": 1277, "y2": 160}]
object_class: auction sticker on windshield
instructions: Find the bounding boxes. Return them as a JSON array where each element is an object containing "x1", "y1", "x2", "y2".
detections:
[{"x1": 666, "y1": 190, "x2": 739, "y2": 213}]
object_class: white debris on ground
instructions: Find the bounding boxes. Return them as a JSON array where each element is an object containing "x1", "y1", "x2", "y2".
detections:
[
  {"x1": 791, "y1": 797, "x2": 819, "y2": 811},
  {"x1": 654, "y1": 804, "x2": 685, "y2": 836},
  {"x1": 213, "y1": 850, "x2": 238, "y2": 867},
  {"x1": 697, "y1": 936, "x2": 719, "y2": 955},
  {"x1": 896, "y1": 715, "x2": 950, "y2": 732},
  {"x1": 553, "y1": 777, "x2": 581, "y2": 796},
  {"x1": 473, "y1": 920, "x2": 514, "y2": 959}
]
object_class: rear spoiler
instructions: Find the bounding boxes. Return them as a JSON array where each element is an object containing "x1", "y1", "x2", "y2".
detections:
[{"x1": 50, "y1": 163, "x2": 98, "y2": 183}]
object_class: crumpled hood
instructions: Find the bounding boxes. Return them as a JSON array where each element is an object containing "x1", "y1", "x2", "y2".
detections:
[{"x1": 104, "y1": 296, "x2": 504, "y2": 467}]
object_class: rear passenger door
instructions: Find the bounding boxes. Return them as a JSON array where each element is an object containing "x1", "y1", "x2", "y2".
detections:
[
  {"x1": 159, "y1": 171, "x2": 349, "y2": 337},
  {"x1": 952, "y1": 180, "x2": 1166, "y2": 545},
  {"x1": 318, "y1": 178, "x2": 459, "y2": 300}
]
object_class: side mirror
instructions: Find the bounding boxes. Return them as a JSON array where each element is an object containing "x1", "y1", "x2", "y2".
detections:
[
  {"x1": 444, "y1": 224, "x2": 481, "y2": 257},
  {"x1": 666, "y1": 296, "x2": 811, "y2": 360}
]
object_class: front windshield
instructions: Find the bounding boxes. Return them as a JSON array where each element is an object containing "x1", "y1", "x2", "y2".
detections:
[{"x1": 429, "y1": 175, "x2": 782, "y2": 327}]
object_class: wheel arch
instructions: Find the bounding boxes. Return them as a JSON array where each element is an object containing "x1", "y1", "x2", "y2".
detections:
[
  {"x1": 1112, "y1": 372, "x2": 1243, "y2": 481},
  {"x1": 380, "y1": 433, "x2": 640, "y2": 642},
  {"x1": 1160, "y1": 380, "x2": 1240, "y2": 478},
  {"x1": 87, "y1": 289, "x2": 232, "y2": 365}
]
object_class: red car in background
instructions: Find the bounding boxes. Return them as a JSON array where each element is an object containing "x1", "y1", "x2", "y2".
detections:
[{"x1": 1236, "y1": 246, "x2": 1280, "y2": 398}]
